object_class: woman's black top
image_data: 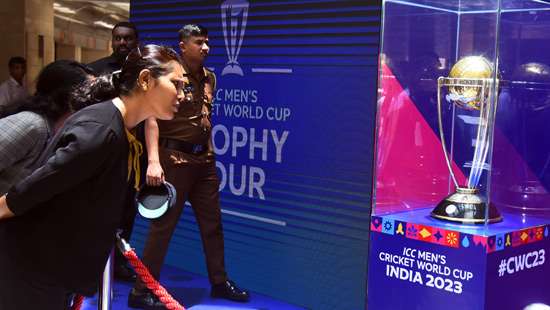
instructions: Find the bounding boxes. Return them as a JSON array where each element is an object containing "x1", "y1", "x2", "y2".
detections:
[{"x1": 0, "y1": 101, "x2": 129, "y2": 295}]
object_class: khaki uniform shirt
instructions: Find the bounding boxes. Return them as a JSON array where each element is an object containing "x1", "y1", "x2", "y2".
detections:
[{"x1": 157, "y1": 65, "x2": 216, "y2": 164}]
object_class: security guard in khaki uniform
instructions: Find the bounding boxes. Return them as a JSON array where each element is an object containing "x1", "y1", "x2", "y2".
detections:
[{"x1": 128, "y1": 24, "x2": 250, "y2": 309}]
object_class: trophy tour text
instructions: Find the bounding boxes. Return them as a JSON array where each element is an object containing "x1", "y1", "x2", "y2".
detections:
[
  {"x1": 212, "y1": 88, "x2": 291, "y2": 201},
  {"x1": 213, "y1": 88, "x2": 291, "y2": 122}
]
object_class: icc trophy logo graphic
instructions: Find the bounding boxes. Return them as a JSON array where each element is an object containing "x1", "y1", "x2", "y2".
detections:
[{"x1": 221, "y1": 0, "x2": 249, "y2": 76}]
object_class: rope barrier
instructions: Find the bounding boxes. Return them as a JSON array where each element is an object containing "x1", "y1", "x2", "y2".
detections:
[
  {"x1": 69, "y1": 235, "x2": 184, "y2": 310},
  {"x1": 116, "y1": 235, "x2": 185, "y2": 310},
  {"x1": 70, "y1": 294, "x2": 84, "y2": 310}
]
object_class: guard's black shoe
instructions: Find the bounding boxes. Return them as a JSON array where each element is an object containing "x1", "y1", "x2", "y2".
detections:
[
  {"x1": 127, "y1": 288, "x2": 167, "y2": 309},
  {"x1": 211, "y1": 279, "x2": 250, "y2": 302},
  {"x1": 114, "y1": 263, "x2": 137, "y2": 282}
]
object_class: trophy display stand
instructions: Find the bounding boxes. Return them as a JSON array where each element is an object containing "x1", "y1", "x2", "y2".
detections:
[
  {"x1": 369, "y1": 8, "x2": 550, "y2": 308},
  {"x1": 367, "y1": 209, "x2": 550, "y2": 310},
  {"x1": 370, "y1": 0, "x2": 550, "y2": 308},
  {"x1": 367, "y1": 55, "x2": 550, "y2": 309}
]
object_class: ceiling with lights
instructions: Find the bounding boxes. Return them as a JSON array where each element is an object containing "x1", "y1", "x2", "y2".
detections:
[{"x1": 54, "y1": 0, "x2": 129, "y2": 30}]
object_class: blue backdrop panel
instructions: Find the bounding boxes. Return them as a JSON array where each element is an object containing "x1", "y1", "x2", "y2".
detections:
[{"x1": 130, "y1": 1, "x2": 380, "y2": 309}]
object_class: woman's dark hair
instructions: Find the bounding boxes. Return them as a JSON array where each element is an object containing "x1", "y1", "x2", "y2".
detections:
[
  {"x1": 2, "y1": 60, "x2": 93, "y2": 120},
  {"x1": 72, "y1": 44, "x2": 181, "y2": 107}
]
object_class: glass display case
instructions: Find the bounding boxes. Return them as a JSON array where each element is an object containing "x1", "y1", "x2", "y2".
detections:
[
  {"x1": 374, "y1": 0, "x2": 550, "y2": 225},
  {"x1": 368, "y1": 1, "x2": 550, "y2": 309}
]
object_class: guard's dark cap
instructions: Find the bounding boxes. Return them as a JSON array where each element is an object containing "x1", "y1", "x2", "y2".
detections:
[{"x1": 136, "y1": 182, "x2": 176, "y2": 219}]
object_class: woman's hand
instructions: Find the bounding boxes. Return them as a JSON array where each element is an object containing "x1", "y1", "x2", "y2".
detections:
[
  {"x1": 0, "y1": 195, "x2": 15, "y2": 221},
  {"x1": 146, "y1": 161, "x2": 165, "y2": 186}
]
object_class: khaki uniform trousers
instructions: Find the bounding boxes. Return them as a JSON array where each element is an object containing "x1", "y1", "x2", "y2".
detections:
[{"x1": 136, "y1": 147, "x2": 227, "y2": 291}]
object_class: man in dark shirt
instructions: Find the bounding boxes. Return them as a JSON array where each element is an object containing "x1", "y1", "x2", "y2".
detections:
[
  {"x1": 89, "y1": 21, "x2": 141, "y2": 282},
  {"x1": 89, "y1": 22, "x2": 139, "y2": 75},
  {"x1": 128, "y1": 24, "x2": 250, "y2": 309}
]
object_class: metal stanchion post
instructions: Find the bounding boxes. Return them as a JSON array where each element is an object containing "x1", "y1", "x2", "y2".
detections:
[{"x1": 98, "y1": 248, "x2": 114, "y2": 310}]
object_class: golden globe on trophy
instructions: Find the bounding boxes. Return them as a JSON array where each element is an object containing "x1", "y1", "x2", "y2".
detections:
[{"x1": 431, "y1": 56, "x2": 503, "y2": 224}]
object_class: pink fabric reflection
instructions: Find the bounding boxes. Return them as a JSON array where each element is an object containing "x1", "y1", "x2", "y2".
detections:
[{"x1": 375, "y1": 64, "x2": 466, "y2": 214}]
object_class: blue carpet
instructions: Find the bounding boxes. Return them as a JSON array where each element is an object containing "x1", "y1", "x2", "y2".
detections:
[{"x1": 81, "y1": 265, "x2": 305, "y2": 310}]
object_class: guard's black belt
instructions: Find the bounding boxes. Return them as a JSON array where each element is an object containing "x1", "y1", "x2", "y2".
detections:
[{"x1": 160, "y1": 137, "x2": 207, "y2": 155}]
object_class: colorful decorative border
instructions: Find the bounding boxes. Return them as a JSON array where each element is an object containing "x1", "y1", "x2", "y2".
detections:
[{"x1": 371, "y1": 216, "x2": 550, "y2": 253}]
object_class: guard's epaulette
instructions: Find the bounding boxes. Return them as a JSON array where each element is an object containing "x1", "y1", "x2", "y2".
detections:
[{"x1": 205, "y1": 67, "x2": 217, "y2": 91}]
